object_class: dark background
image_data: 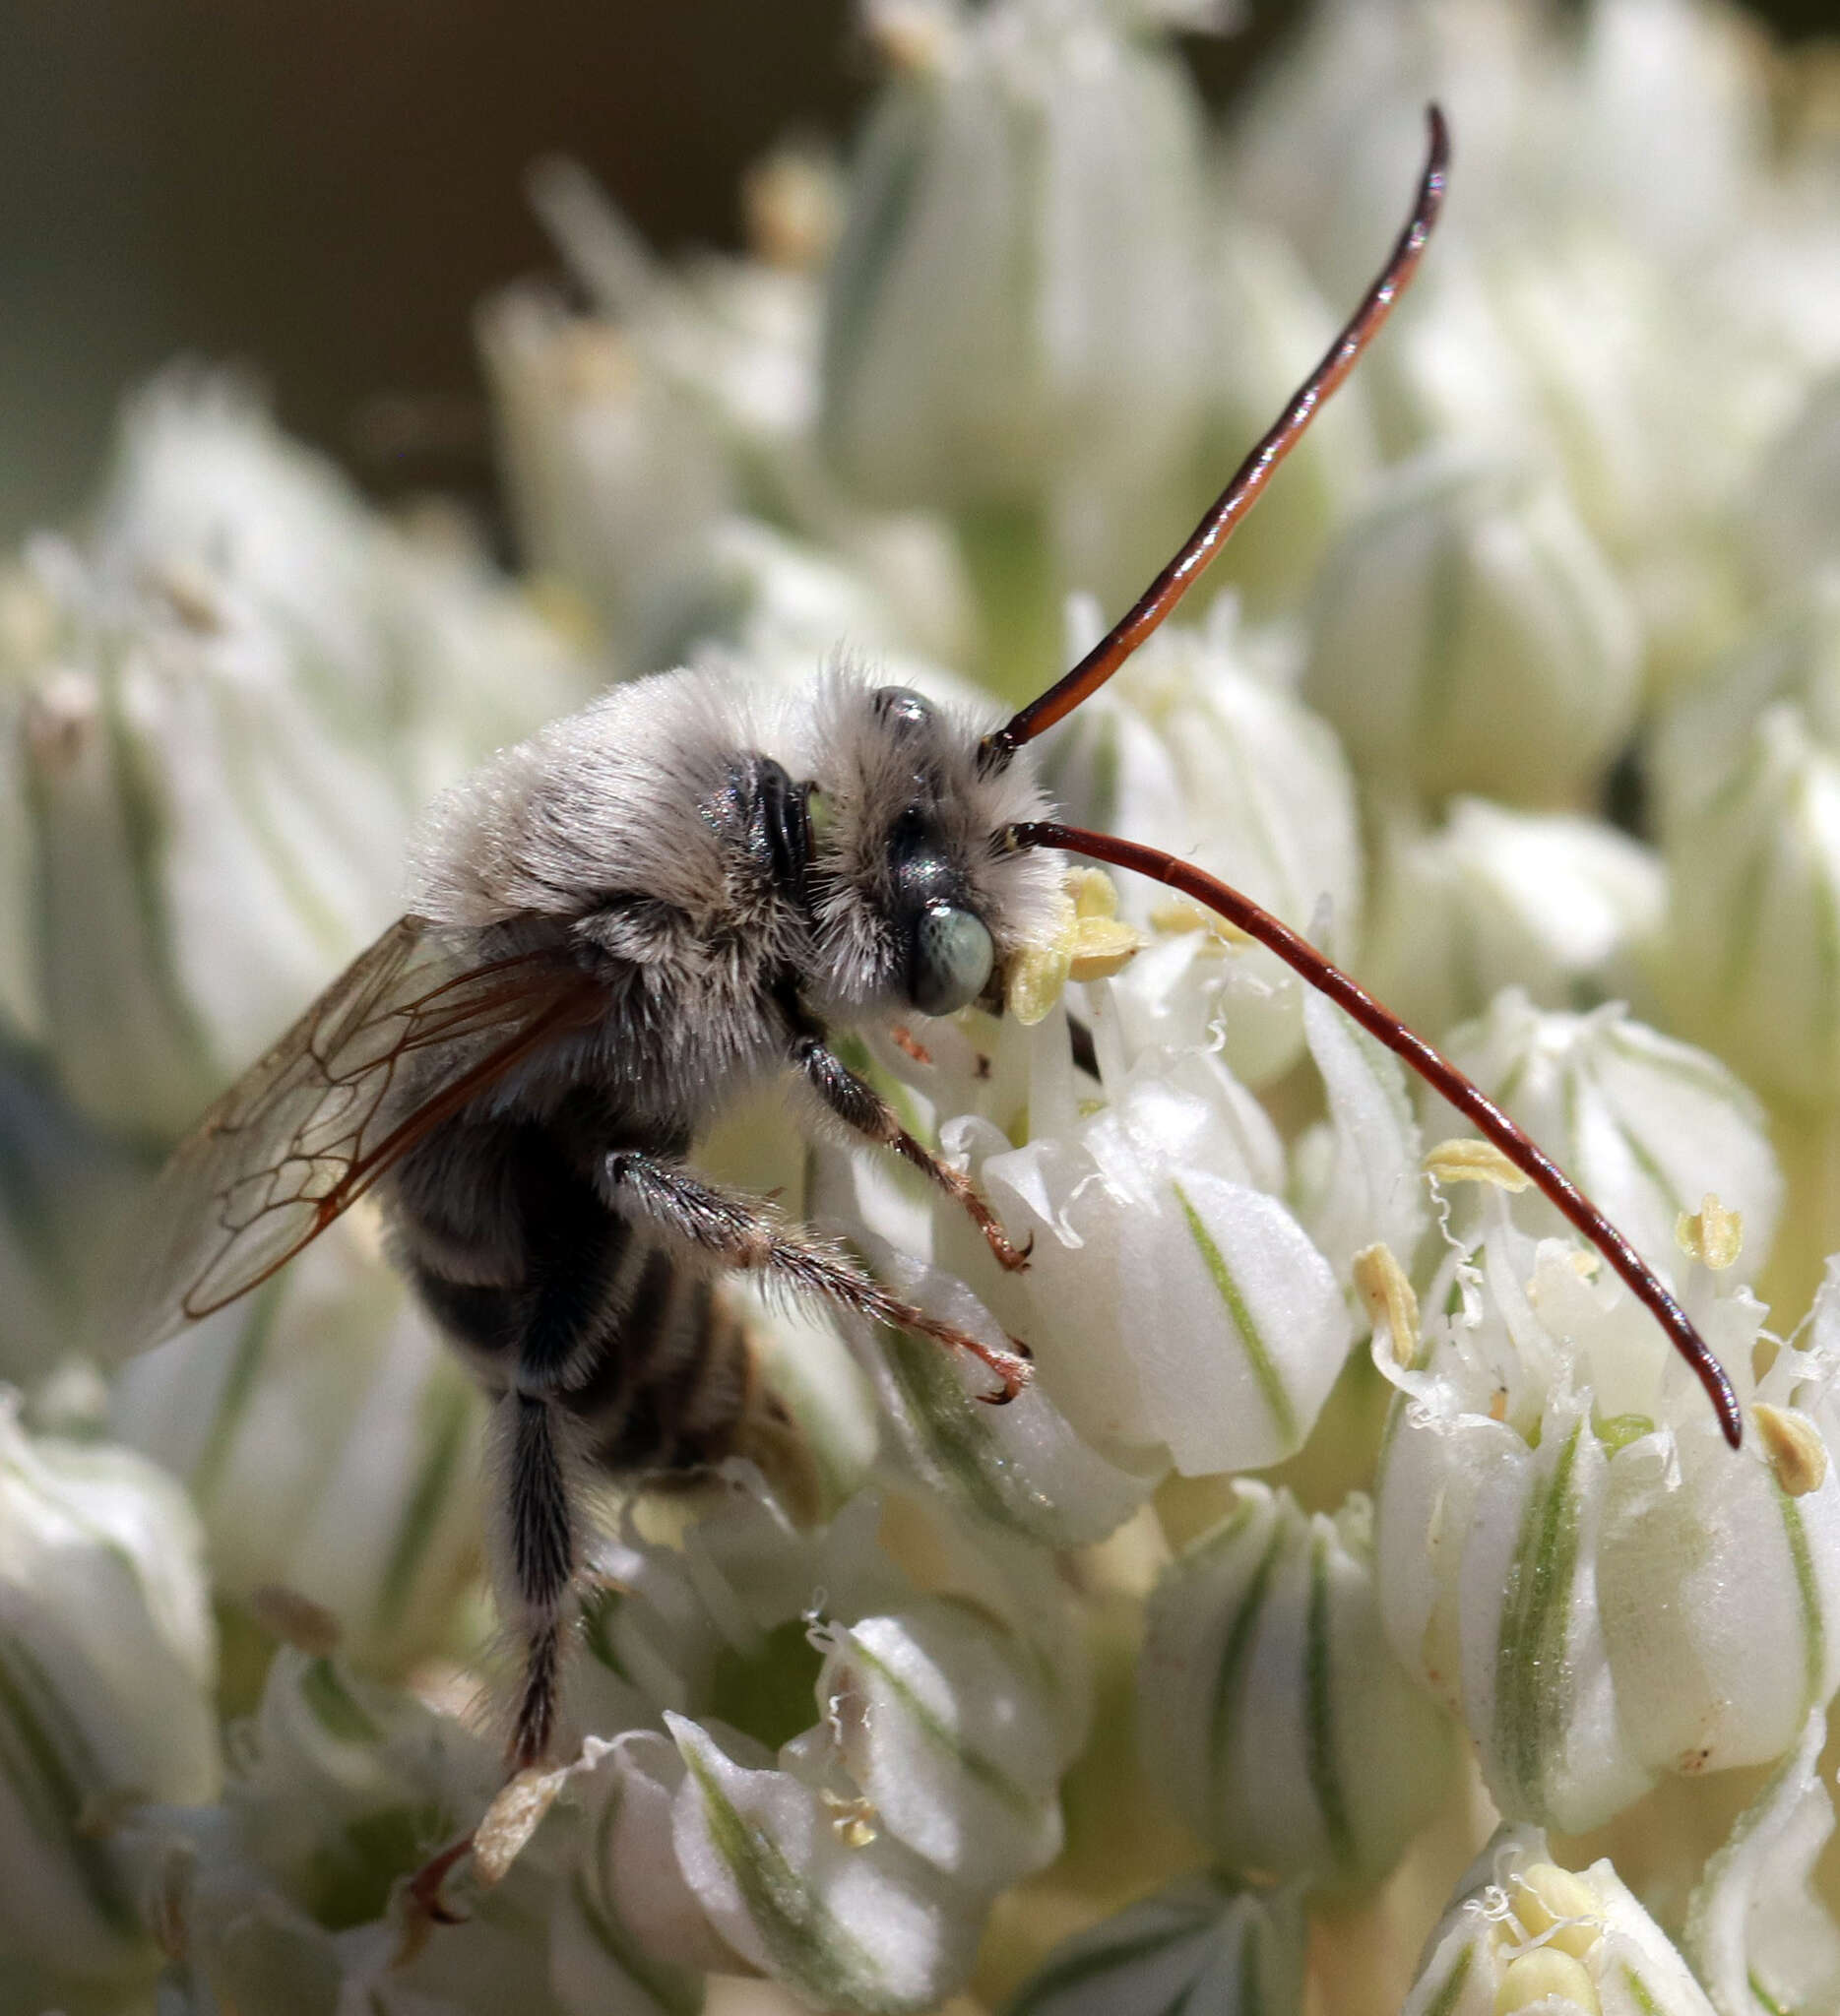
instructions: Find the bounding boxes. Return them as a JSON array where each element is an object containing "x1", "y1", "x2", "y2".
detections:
[{"x1": 1, "y1": 0, "x2": 1833, "y2": 543}]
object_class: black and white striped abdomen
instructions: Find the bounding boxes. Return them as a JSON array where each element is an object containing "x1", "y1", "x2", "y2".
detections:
[{"x1": 386, "y1": 1109, "x2": 769, "y2": 1480}]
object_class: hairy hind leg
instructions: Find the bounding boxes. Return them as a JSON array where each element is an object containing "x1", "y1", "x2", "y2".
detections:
[
  {"x1": 499, "y1": 1390, "x2": 578, "y2": 1772},
  {"x1": 599, "y1": 1149, "x2": 1031, "y2": 1401}
]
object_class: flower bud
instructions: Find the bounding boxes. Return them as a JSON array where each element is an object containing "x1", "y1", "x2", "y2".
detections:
[
  {"x1": 0, "y1": 1049, "x2": 146, "y2": 1386},
  {"x1": 1748, "y1": 374, "x2": 1840, "y2": 596},
  {"x1": 820, "y1": 0, "x2": 1214, "y2": 523},
  {"x1": 1374, "y1": 1210, "x2": 1840, "y2": 1834},
  {"x1": 0, "y1": 1402, "x2": 219, "y2": 1993},
  {"x1": 1432, "y1": 989, "x2": 1782, "y2": 1282},
  {"x1": 1650, "y1": 568, "x2": 1840, "y2": 840},
  {"x1": 1006, "y1": 1873, "x2": 1305, "y2": 2016},
  {"x1": 1200, "y1": 220, "x2": 1380, "y2": 614},
  {"x1": 477, "y1": 283, "x2": 736, "y2": 653},
  {"x1": 1657, "y1": 703, "x2": 1840, "y2": 1104},
  {"x1": 1292, "y1": 989, "x2": 1428, "y2": 1285},
  {"x1": 1137, "y1": 1481, "x2": 1457, "y2": 1893},
  {"x1": 1402, "y1": 1823, "x2": 1719, "y2": 2016},
  {"x1": 109, "y1": 1213, "x2": 487, "y2": 1675},
  {"x1": 1302, "y1": 449, "x2": 1641, "y2": 810},
  {"x1": 1683, "y1": 1709, "x2": 1840, "y2": 2016},
  {"x1": 1038, "y1": 598, "x2": 1362, "y2": 1086},
  {"x1": 1360, "y1": 798, "x2": 1666, "y2": 1041}
]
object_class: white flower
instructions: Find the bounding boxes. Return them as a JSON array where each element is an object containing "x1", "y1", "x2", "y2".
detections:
[
  {"x1": 1748, "y1": 374, "x2": 1840, "y2": 596},
  {"x1": 1402, "y1": 1823, "x2": 1718, "y2": 2016},
  {"x1": 1301, "y1": 448, "x2": 1642, "y2": 810},
  {"x1": 16, "y1": 540, "x2": 406, "y2": 1137},
  {"x1": 1198, "y1": 219, "x2": 1380, "y2": 615},
  {"x1": 1682, "y1": 1708, "x2": 1840, "y2": 2016},
  {"x1": 1137, "y1": 1481, "x2": 1458, "y2": 1892},
  {"x1": 143, "y1": 1645, "x2": 571, "y2": 2016},
  {"x1": 819, "y1": 0, "x2": 1215, "y2": 532},
  {"x1": 13, "y1": 402, "x2": 591, "y2": 1143},
  {"x1": 1432, "y1": 989, "x2": 1783, "y2": 1281},
  {"x1": 1036, "y1": 596, "x2": 1362, "y2": 1086},
  {"x1": 478, "y1": 283, "x2": 737, "y2": 657},
  {"x1": 1291, "y1": 988, "x2": 1428, "y2": 1285},
  {"x1": 1004, "y1": 1874, "x2": 1305, "y2": 2016},
  {"x1": 564, "y1": 1480, "x2": 1086, "y2": 2012},
  {"x1": 1650, "y1": 567, "x2": 1840, "y2": 841},
  {"x1": 0, "y1": 1052, "x2": 145, "y2": 1388},
  {"x1": 1657, "y1": 702, "x2": 1840, "y2": 1104},
  {"x1": 1358, "y1": 797, "x2": 1666, "y2": 1042},
  {"x1": 1374, "y1": 1205, "x2": 1840, "y2": 1832},
  {"x1": 0, "y1": 1400, "x2": 219, "y2": 1996},
  {"x1": 107, "y1": 1213, "x2": 487, "y2": 1677},
  {"x1": 920, "y1": 1000, "x2": 1351, "y2": 1478}
]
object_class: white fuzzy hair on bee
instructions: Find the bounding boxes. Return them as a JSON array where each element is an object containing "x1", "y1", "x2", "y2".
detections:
[
  {"x1": 410, "y1": 663, "x2": 1063, "y2": 1026},
  {"x1": 135, "y1": 112, "x2": 1738, "y2": 1899}
]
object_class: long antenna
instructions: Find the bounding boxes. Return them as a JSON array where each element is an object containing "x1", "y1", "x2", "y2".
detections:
[
  {"x1": 1009, "y1": 821, "x2": 1745, "y2": 1451},
  {"x1": 982, "y1": 104, "x2": 1450, "y2": 769}
]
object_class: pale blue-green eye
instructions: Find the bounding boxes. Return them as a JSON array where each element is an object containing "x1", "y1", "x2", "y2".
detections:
[{"x1": 910, "y1": 904, "x2": 993, "y2": 1015}]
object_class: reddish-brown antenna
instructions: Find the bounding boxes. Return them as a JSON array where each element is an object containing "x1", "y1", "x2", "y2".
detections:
[
  {"x1": 982, "y1": 104, "x2": 1449, "y2": 769},
  {"x1": 985, "y1": 105, "x2": 1745, "y2": 1450},
  {"x1": 1008, "y1": 825, "x2": 1745, "y2": 1450}
]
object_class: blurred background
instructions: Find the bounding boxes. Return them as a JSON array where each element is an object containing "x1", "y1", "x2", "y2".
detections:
[{"x1": 4, "y1": 0, "x2": 1827, "y2": 550}]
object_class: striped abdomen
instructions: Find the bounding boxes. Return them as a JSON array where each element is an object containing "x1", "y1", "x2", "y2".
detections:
[{"x1": 387, "y1": 1109, "x2": 773, "y2": 1480}]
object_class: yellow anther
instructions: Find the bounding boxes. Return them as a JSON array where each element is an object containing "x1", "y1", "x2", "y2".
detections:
[
  {"x1": 1148, "y1": 895, "x2": 1252, "y2": 947},
  {"x1": 1495, "y1": 1947, "x2": 1599, "y2": 2015},
  {"x1": 1425, "y1": 1139, "x2": 1531, "y2": 1192},
  {"x1": 866, "y1": 0, "x2": 952, "y2": 74},
  {"x1": 1068, "y1": 867, "x2": 1119, "y2": 920},
  {"x1": 821, "y1": 1789, "x2": 881, "y2": 1847},
  {"x1": 1069, "y1": 915, "x2": 1147, "y2": 982},
  {"x1": 1754, "y1": 1404, "x2": 1828, "y2": 1497},
  {"x1": 1353, "y1": 1243, "x2": 1421, "y2": 1368},
  {"x1": 476, "y1": 1765, "x2": 569, "y2": 1885},
  {"x1": 1512, "y1": 1862, "x2": 1602, "y2": 1959},
  {"x1": 1676, "y1": 1194, "x2": 1744, "y2": 1271},
  {"x1": 742, "y1": 148, "x2": 840, "y2": 273},
  {"x1": 1007, "y1": 890, "x2": 1076, "y2": 1027}
]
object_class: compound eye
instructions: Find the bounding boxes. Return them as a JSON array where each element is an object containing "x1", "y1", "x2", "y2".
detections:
[
  {"x1": 910, "y1": 903, "x2": 993, "y2": 1016},
  {"x1": 873, "y1": 686, "x2": 935, "y2": 736}
]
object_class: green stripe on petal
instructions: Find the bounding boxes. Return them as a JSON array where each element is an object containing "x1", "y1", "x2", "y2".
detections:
[
  {"x1": 0, "y1": 1637, "x2": 142, "y2": 1937},
  {"x1": 1421, "y1": 1940, "x2": 1475, "y2": 2016},
  {"x1": 1495, "y1": 1420, "x2": 1585, "y2": 1818},
  {"x1": 1173, "y1": 1181, "x2": 1297, "y2": 1446},
  {"x1": 843, "y1": 1636, "x2": 1040, "y2": 1821},
  {"x1": 1305, "y1": 1531, "x2": 1354, "y2": 1869},
  {"x1": 678, "y1": 1736, "x2": 904, "y2": 2015},
  {"x1": 1773, "y1": 1477, "x2": 1825, "y2": 1717},
  {"x1": 1207, "y1": 1518, "x2": 1286, "y2": 1829}
]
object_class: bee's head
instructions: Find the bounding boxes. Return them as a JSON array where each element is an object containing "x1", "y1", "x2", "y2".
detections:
[{"x1": 798, "y1": 674, "x2": 1062, "y2": 1020}]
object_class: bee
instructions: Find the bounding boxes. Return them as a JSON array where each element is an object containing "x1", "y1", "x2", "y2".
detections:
[{"x1": 130, "y1": 105, "x2": 1738, "y2": 1793}]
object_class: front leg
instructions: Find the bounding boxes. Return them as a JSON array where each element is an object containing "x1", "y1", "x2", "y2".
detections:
[
  {"x1": 792, "y1": 1036, "x2": 1031, "y2": 1274},
  {"x1": 598, "y1": 1151, "x2": 1030, "y2": 1402}
]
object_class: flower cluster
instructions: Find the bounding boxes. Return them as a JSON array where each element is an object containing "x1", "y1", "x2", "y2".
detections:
[{"x1": 10, "y1": 2, "x2": 1840, "y2": 2014}]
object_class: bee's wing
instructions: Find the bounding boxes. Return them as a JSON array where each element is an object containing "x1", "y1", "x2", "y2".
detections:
[{"x1": 126, "y1": 914, "x2": 601, "y2": 1351}]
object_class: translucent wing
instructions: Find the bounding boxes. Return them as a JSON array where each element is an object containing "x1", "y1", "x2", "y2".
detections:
[{"x1": 127, "y1": 914, "x2": 602, "y2": 1349}]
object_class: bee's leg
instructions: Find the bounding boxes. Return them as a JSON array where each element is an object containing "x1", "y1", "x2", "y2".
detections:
[
  {"x1": 498, "y1": 1389, "x2": 578, "y2": 1770},
  {"x1": 599, "y1": 1151, "x2": 1031, "y2": 1401},
  {"x1": 790, "y1": 1037, "x2": 1032, "y2": 1273}
]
